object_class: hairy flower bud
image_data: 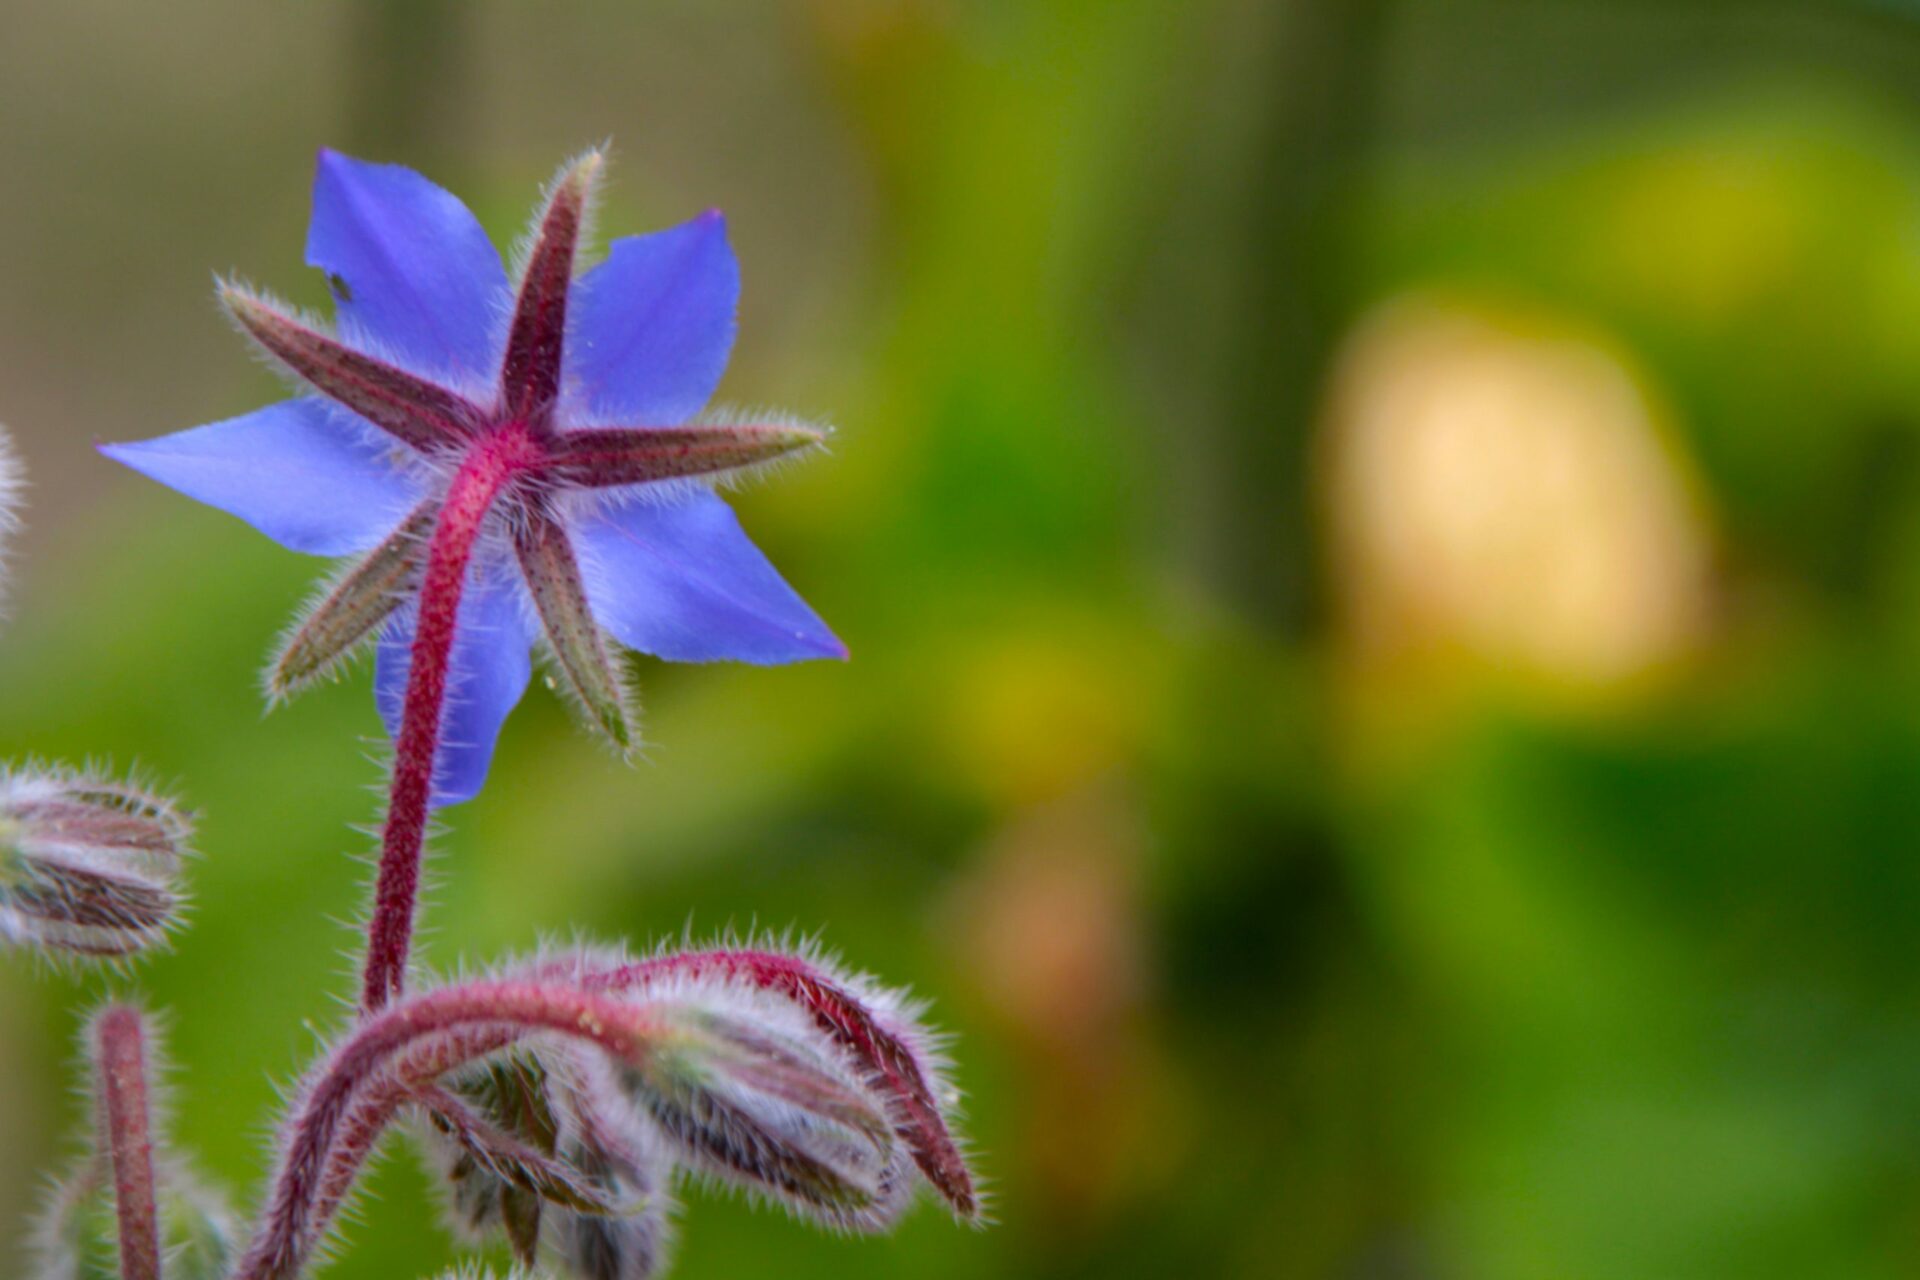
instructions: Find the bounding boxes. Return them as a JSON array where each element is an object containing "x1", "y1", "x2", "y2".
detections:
[
  {"x1": 614, "y1": 992, "x2": 903, "y2": 1229},
  {"x1": 421, "y1": 1047, "x2": 672, "y2": 1280},
  {"x1": 0, "y1": 769, "x2": 190, "y2": 960},
  {"x1": 560, "y1": 940, "x2": 979, "y2": 1221},
  {"x1": 548, "y1": 1084, "x2": 672, "y2": 1280}
]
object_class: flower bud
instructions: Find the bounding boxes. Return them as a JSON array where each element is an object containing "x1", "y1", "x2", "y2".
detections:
[
  {"x1": 548, "y1": 1092, "x2": 671, "y2": 1280},
  {"x1": 615, "y1": 995, "x2": 902, "y2": 1230},
  {"x1": 424, "y1": 1049, "x2": 670, "y2": 1280},
  {"x1": 0, "y1": 769, "x2": 190, "y2": 960}
]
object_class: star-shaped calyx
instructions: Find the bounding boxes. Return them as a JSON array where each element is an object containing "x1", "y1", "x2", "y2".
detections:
[{"x1": 242, "y1": 152, "x2": 826, "y2": 759}]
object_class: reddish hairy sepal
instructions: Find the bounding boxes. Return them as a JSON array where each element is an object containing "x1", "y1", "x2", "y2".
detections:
[
  {"x1": 580, "y1": 944, "x2": 979, "y2": 1221},
  {"x1": 0, "y1": 767, "x2": 191, "y2": 963},
  {"x1": 268, "y1": 502, "x2": 435, "y2": 699},
  {"x1": 547, "y1": 418, "x2": 827, "y2": 490},
  {"x1": 503, "y1": 150, "x2": 602, "y2": 422},
  {"x1": 514, "y1": 512, "x2": 635, "y2": 753},
  {"x1": 220, "y1": 284, "x2": 480, "y2": 453}
]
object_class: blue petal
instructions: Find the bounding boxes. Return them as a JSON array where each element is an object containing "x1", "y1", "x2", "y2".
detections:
[
  {"x1": 571, "y1": 490, "x2": 845, "y2": 664},
  {"x1": 307, "y1": 149, "x2": 509, "y2": 386},
  {"x1": 562, "y1": 212, "x2": 738, "y2": 426},
  {"x1": 100, "y1": 399, "x2": 424, "y2": 556},
  {"x1": 375, "y1": 567, "x2": 534, "y2": 808}
]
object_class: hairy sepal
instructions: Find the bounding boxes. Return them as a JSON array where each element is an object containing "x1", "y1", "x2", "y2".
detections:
[
  {"x1": 220, "y1": 283, "x2": 479, "y2": 453},
  {"x1": 514, "y1": 513, "x2": 635, "y2": 754},
  {"x1": 615, "y1": 994, "x2": 901, "y2": 1230},
  {"x1": 548, "y1": 414, "x2": 828, "y2": 491},
  {"x1": 268, "y1": 502, "x2": 436, "y2": 699},
  {"x1": 503, "y1": 149, "x2": 603, "y2": 421}
]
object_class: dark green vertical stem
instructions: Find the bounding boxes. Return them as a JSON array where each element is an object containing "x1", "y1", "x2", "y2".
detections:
[
  {"x1": 346, "y1": 0, "x2": 472, "y2": 170},
  {"x1": 1221, "y1": 0, "x2": 1390, "y2": 636}
]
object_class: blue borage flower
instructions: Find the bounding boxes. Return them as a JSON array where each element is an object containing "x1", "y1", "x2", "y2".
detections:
[{"x1": 103, "y1": 149, "x2": 845, "y2": 808}]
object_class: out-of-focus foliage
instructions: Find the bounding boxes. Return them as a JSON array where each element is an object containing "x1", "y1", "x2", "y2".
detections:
[{"x1": 6, "y1": 1, "x2": 1920, "y2": 1278}]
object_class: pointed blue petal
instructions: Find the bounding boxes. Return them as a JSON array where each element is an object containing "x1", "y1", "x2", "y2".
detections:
[
  {"x1": 375, "y1": 567, "x2": 534, "y2": 808},
  {"x1": 307, "y1": 149, "x2": 510, "y2": 386},
  {"x1": 100, "y1": 399, "x2": 425, "y2": 556},
  {"x1": 572, "y1": 490, "x2": 845, "y2": 665},
  {"x1": 562, "y1": 212, "x2": 738, "y2": 427}
]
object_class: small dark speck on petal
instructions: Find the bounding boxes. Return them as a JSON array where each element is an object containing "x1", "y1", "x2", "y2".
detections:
[{"x1": 328, "y1": 273, "x2": 354, "y2": 303}]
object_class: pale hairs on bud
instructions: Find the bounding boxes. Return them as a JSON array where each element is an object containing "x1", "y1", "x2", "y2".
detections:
[
  {"x1": 548, "y1": 1066, "x2": 676, "y2": 1280},
  {"x1": 0, "y1": 423, "x2": 24, "y2": 602},
  {"x1": 598, "y1": 969, "x2": 911, "y2": 1233},
  {"x1": 413, "y1": 1039, "x2": 674, "y2": 1278},
  {"x1": 0, "y1": 764, "x2": 194, "y2": 964},
  {"x1": 500, "y1": 932, "x2": 978, "y2": 1223}
]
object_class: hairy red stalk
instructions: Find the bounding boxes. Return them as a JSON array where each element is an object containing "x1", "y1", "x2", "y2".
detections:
[
  {"x1": 301, "y1": 1024, "x2": 510, "y2": 1250},
  {"x1": 360, "y1": 425, "x2": 541, "y2": 1012},
  {"x1": 581, "y1": 949, "x2": 977, "y2": 1218},
  {"x1": 95, "y1": 1006, "x2": 161, "y2": 1280},
  {"x1": 238, "y1": 981, "x2": 667, "y2": 1280}
]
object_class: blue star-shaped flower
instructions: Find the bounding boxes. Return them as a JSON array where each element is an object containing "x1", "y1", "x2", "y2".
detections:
[{"x1": 103, "y1": 150, "x2": 845, "y2": 809}]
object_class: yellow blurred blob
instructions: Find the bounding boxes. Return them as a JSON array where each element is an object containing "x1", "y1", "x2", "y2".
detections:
[
  {"x1": 1324, "y1": 297, "x2": 1714, "y2": 705},
  {"x1": 934, "y1": 616, "x2": 1158, "y2": 809},
  {"x1": 1596, "y1": 149, "x2": 1808, "y2": 321}
]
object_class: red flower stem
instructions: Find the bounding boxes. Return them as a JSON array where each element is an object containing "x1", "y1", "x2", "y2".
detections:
[
  {"x1": 299, "y1": 1025, "x2": 504, "y2": 1262},
  {"x1": 237, "y1": 980, "x2": 670, "y2": 1280},
  {"x1": 95, "y1": 1006, "x2": 161, "y2": 1280},
  {"x1": 360, "y1": 423, "x2": 541, "y2": 1013}
]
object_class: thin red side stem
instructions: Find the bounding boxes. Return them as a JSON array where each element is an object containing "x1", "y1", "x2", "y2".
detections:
[
  {"x1": 95, "y1": 1006, "x2": 161, "y2": 1280},
  {"x1": 360, "y1": 424, "x2": 541, "y2": 1013},
  {"x1": 236, "y1": 980, "x2": 666, "y2": 1280}
]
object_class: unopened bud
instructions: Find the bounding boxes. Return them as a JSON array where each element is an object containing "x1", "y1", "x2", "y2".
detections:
[
  {"x1": 549, "y1": 1106, "x2": 670, "y2": 1280},
  {"x1": 424, "y1": 1050, "x2": 670, "y2": 1280},
  {"x1": 618, "y1": 999, "x2": 900, "y2": 1229},
  {"x1": 0, "y1": 769, "x2": 190, "y2": 960}
]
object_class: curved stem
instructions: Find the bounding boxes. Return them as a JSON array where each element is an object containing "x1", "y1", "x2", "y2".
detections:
[
  {"x1": 360, "y1": 424, "x2": 539, "y2": 1013},
  {"x1": 95, "y1": 1006, "x2": 160, "y2": 1280},
  {"x1": 237, "y1": 980, "x2": 667, "y2": 1280}
]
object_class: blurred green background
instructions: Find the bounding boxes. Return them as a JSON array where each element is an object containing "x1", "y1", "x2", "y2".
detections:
[{"x1": 9, "y1": 0, "x2": 1920, "y2": 1276}]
